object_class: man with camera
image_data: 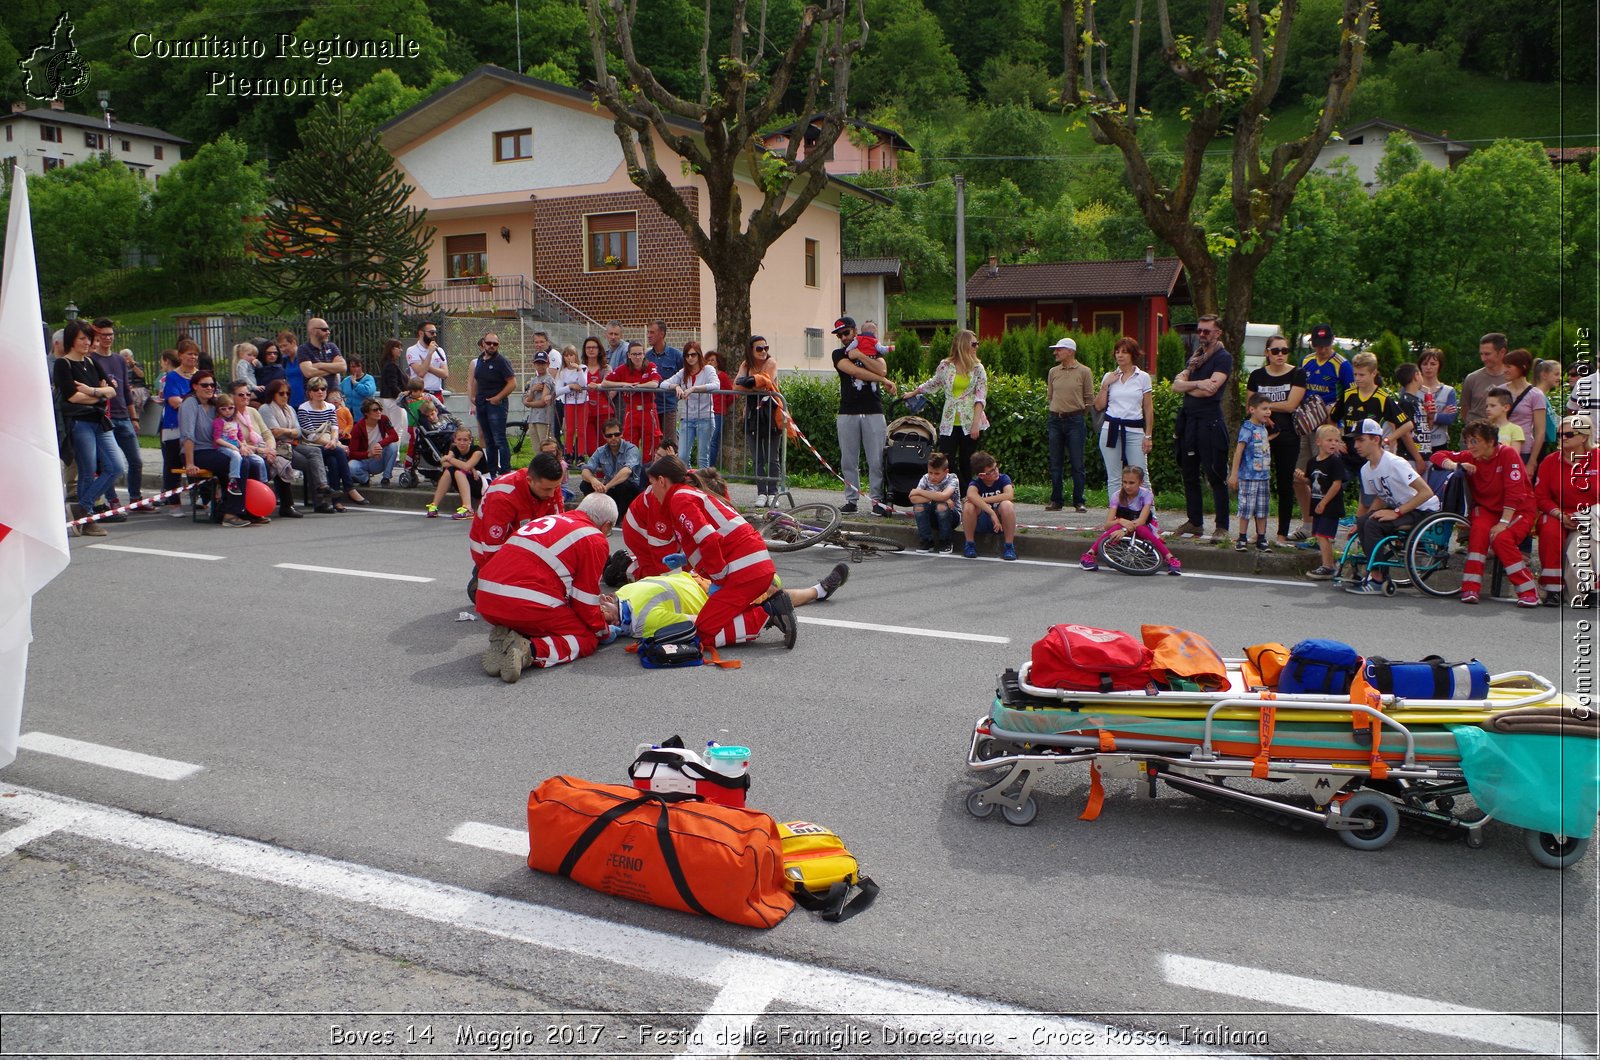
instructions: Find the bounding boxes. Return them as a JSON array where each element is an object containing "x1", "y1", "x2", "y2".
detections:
[{"x1": 407, "y1": 321, "x2": 449, "y2": 397}]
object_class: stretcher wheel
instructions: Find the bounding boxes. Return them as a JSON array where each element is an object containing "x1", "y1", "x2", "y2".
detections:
[
  {"x1": 1098, "y1": 534, "x2": 1162, "y2": 575},
  {"x1": 398, "y1": 469, "x2": 418, "y2": 489},
  {"x1": 1465, "y1": 829, "x2": 1486, "y2": 849},
  {"x1": 974, "y1": 738, "x2": 1004, "y2": 761},
  {"x1": 466, "y1": 572, "x2": 478, "y2": 603},
  {"x1": 1001, "y1": 798, "x2": 1038, "y2": 827},
  {"x1": 965, "y1": 789, "x2": 997, "y2": 820},
  {"x1": 1338, "y1": 792, "x2": 1400, "y2": 851},
  {"x1": 1524, "y1": 830, "x2": 1590, "y2": 869}
]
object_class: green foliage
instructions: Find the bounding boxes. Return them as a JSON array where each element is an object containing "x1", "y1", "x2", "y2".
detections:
[
  {"x1": 253, "y1": 103, "x2": 433, "y2": 313},
  {"x1": 147, "y1": 134, "x2": 266, "y2": 274},
  {"x1": 3, "y1": 156, "x2": 146, "y2": 306},
  {"x1": 1539, "y1": 319, "x2": 1584, "y2": 365},
  {"x1": 345, "y1": 69, "x2": 461, "y2": 129},
  {"x1": 1157, "y1": 330, "x2": 1187, "y2": 380},
  {"x1": 851, "y1": 0, "x2": 967, "y2": 113},
  {"x1": 966, "y1": 106, "x2": 1060, "y2": 206},
  {"x1": 1368, "y1": 331, "x2": 1408, "y2": 381},
  {"x1": 981, "y1": 57, "x2": 1053, "y2": 110},
  {"x1": 525, "y1": 60, "x2": 576, "y2": 87},
  {"x1": 1374, "y1": 133, "x2": 1424, "y2": 189},
  {"x1": 68, "y1": 265, "x2": 254, "y2": 319}
]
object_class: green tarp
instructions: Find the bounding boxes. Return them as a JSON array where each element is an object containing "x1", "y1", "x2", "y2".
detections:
[{"x1": 1448, "y1": 727, "x2": 1600, "y2": 839}]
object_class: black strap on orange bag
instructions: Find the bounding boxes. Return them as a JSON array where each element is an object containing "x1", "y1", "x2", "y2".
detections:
[
  {"x1": 556, "y1": 791, "x2": 711, "y2": 918},
  {"x1": 790, "y1": 877, "x2": 880, "y2": 923}
]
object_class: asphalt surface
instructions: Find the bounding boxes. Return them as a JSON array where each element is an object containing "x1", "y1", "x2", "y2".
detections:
[{"x1": 3, "y1": 502, "x2": 1594, "y2": 1059}]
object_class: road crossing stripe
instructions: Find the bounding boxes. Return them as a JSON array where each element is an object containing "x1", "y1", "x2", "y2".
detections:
[
  {"x1": 679, "y1": 958, "x2": 787, "y2": 1059},
  {"x1": 447, "y1": 821, "x2": 526, "y2": 857},
  {"x1": 795, "y1": 616, "x2": 1010, "y2": 644},
  {"x1": 88, "y1": 544, "x2": 225, "y2": 561},
  {"x1": 14, "y1": 733, "x2": 204, "y2": 780},
  {"x1": 274, "y1": 563, "x2": 435, "y2": 582},
  {"x1": 0, "y1": 787, "x2": 1232, "y2": 1058},
  {"x1": 1161, "y1": 953, "x2": 1589, "y2": 1056}
]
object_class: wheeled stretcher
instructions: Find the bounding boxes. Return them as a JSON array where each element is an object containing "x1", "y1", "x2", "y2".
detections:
[{"x1": 964, "y1": 661, "x2": 1599, "y2": 869}]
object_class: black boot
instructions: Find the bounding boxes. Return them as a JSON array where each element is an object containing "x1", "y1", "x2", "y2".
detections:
[{"x1": 276, "y1": 480, "x2": 304, "y2": 518}]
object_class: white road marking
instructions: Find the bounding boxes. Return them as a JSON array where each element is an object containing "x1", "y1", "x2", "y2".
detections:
[
  {"x1": 447, "y1": 821, "x2": 527, "y2": 857},
  {"x1": 14, "y1": 733, "x2": 203, "y2": 781},
  {"x1": 0, "y1": 810, "x2": 82, "y2": 858},
  {"x1": 922, "y1": 550, "x2": 1314, "y2": 587},
  {"x1": 680, "y1": 959, "x2": 786, "y2": 1058},
  {"x1": 796, "y1": 616, "x2": 1009, "y2": 644},
  {"x1": 1162, "y1": 953, "x2": 1590, "y2": 1056},
  {"x1": 274, "y1": 563, "x2": 435, "y2": 583},
  {"x1": 342, "y1": 506, "x2": 431, "y2": 516},
  {"x1": 88, "y1": 543, "x2": 225, "y2": 561},
  {"x1": 0, "y1": 786, "x2": 1227, "y2": 1058}
]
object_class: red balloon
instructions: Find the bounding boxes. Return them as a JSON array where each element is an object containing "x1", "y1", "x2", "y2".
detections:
[{"x1": 243, "y1": 478, "x2": 277, "y2": 518}]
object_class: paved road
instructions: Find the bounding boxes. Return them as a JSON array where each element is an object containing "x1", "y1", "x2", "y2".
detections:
[{"x1": 3, "y1": 505, "x2": 1593, "y2": 1058}]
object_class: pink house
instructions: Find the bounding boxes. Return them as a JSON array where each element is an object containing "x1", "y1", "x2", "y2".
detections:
[
  {"x1": 380, "y1": 67, "x2": 886, "y2": 367},
  {"x1": 758, "y1": 117, "x2": 913, "y2": 175}
]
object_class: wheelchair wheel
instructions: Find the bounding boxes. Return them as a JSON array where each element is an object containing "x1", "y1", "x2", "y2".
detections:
[
  {"x1": 1098, "y1": 534, "x2": 1163, "y2": 575},
  {"x1": 1406, "y1": 511, "x2": 1470, "y2": 598},
  {"x1": 758, "y1": 503, "x2": 839, "y2": 552}
]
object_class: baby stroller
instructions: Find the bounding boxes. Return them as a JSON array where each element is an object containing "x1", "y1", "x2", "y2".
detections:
[
  {"x1": 884, "y1": 415, "x2": 937, "y2": 506},
  {"x1": 398, "y1": 409, "x2": 463, "y2": 488}
]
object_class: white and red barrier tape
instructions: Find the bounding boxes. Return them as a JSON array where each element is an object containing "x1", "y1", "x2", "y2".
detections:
[{"x1": 64, "y1": 483, "x2": 199, "y2": 528}]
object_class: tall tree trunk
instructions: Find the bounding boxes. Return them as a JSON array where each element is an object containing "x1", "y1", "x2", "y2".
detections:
[{"x1": 708, "y1": 247, "x2": 761, "y2": 367}]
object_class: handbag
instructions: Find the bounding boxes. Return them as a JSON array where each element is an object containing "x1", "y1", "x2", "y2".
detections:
[
  {"x1": 1294, "y1": 394, "x2": 1331, "y2": 437},
  {"x1": 526, "y1": 776, "x2": 792, "y2": 928}
]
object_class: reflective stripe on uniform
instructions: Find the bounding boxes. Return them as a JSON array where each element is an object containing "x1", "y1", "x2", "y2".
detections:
[{"x1": 477, "y1": 580, "x2": 565, "y2": 608}]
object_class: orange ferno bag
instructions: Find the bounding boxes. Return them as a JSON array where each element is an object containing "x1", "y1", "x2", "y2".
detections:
[
  {"x1": 1244, "y1": 642, "x2": 1291, "y2": 688},
  {"x1": 1141, "y1": 625, "x2": 1228, "y2": 691},
  {"x1": 527, "y1": 776, "x2": 794, "y2": 929}
]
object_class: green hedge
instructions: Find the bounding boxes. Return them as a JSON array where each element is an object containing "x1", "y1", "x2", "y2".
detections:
[{"x1": 778, "y1": 372, "x2": 1187, "y2": 496}]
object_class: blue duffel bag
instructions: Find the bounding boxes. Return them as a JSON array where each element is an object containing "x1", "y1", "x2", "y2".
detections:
[
  {"x1": 1280, "y1": 638, "x2": 1362, "y2": 695},
  {"x1": 1364, "y1": 655, "x2": 1489, "y2": 700}
]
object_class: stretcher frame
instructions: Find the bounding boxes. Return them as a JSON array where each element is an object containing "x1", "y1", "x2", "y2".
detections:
[{"x1": 964, "y1": 663, "x2": 1585, "y2": 866}]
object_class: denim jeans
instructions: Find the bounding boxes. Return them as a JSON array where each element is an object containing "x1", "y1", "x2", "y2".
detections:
[
  {"x1": 1048, "y1": 412, "x2": 1087, "y2": 507},
  {"x1": 477, "y1": 401, "x2": 509, "y2": 477},
  {"x1": 350, "y1": 443, "x2": 399, "y2": 484},
  {"x1": 106, "y1": 416, "x2": 143, "y2": 503},
  {"x1": 708, "y1": 414, "x2": 725, "y2": 467},
  {"x1": 679, "y1": 416, "x2": 714, "y2": 468},
  {"x1": 913, "y1": 503, "x2": 957, "y2": 544},
  {"x1": 70, "y1": 418, "x2": 126, "y2": 511}
]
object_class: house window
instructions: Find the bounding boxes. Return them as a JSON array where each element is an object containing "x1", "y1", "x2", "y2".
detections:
[
  {"x1": 40, "y1": 124, "x2": 62, "y2": 143},
  {"x1": 494, "y1": 128, "x2": 532, "y2": 162},
  {"x1": 121, "y1": 139, "x2": 131, "y2": 152},
  {"x1": 42, "y1": 157, "x2": 64, "y2": 171},
  {"x1": 154, "y1": 145, "x2": 164, "y2": 160},
  {"x1": 804, "y1": 238, "x2": 819, "y2": 287},
  {"x1": 805, "y1": 327, "x2": 824, "y2": 359},
  {"x1": 586, "y1": 212, "x2": 638, "y2": 270},
  {"x1": 4, "y1": 127, "x2": 11, "y2": 143},
  {"x1": 85, "y1": 131, "x2": 104, "y2": 150},
  {"x1": 445, "y1": 233, "x2": 488, "y2": 283},
  {"x1": 1004, "y1": 312, "x2": 1034, "y2": 332},
  {"x1": 1093, "y1": 310, "x2": 1124, "y2": 334}
]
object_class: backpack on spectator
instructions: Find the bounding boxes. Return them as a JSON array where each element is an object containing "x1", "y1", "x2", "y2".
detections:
[
  {"x1": 1029, "y1": 624, "x2": 1154, "y2": 692},
  {"x1": 1279, "y1": 638, "x2": 1362, "y2": 695}
]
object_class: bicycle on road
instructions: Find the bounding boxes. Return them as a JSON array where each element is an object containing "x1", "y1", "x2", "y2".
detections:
[{"x1": 758, "y1": 503, "x2": 905, "y2": 563}]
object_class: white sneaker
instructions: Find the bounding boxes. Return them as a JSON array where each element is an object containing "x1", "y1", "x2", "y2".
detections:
[{"x1": 755, "y1": 493, "x2": 769, "y2": 507}]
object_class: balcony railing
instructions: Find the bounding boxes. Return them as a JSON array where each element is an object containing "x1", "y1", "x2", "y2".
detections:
[{"x1": 408, "y1": 274, "x2": 601, "y2": 329}]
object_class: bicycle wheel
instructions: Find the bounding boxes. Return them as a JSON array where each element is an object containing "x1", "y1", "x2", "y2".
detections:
[
  {"x1": 838, "y1": 532, "x2": 905, "y2": 556},
  {"x1": 1406, "y1": 511, "x2": 1470, "y2": 598},
  {"x1": 758, "y1": 503, "x2": 840, "y2": 553},
  {"x1": 1098, "y1": 534, "x2": 1162, "y2": 575}
]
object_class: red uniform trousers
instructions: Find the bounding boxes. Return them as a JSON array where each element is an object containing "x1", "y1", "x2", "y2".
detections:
[
  {"x1": 1537, "y1": 515, "x2": 1572, "y2": 593},
  {"x1": 1462, "y1": 508, "x2": 1535, "y2": 594},
  {"x1": 624, "y1": 407, "x2": 660, "y2": 458},
  {"x1": 474, "y1": 595, "x2": 598, "y2": 668},
  {"x1": 695, "y1": 562, "x2": 777, "y2": 648}
]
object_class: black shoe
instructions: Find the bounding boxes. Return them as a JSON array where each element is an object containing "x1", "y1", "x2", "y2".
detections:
[
  {"x1": 280, "y1": 504, "x2": 304, "y2": 518},
  {"x1": 762, "y1": 590, "x2": 797, "y2": 649},
  {"x1": 839, "y1": 501, "x2": 858, "y2": 514},
  {"x1": 819, "y1": 562, "x2": 849, "y2": 599},
  {"x1": 871, "y1": 501, "x2": 894, "y2": 517},
  {"x1": 92, "y1": 504, "x2": 128, "y2": 524},
  {"x1": 313, "y1": 502, "x2": 336, "y2": 514}
]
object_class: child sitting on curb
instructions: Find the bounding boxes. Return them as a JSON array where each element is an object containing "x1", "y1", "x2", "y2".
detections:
[
  {"x1": 1297, "y1": 423, "x2": 1348, "y2": 580},
  {"x1": 1081, "y1": 465, "x2": 1180, "y2": 575},
  {"x1": 961, "y1": 451, "x2": 1017, "y2": 560},
  {"x1": 910, "y1": 451, "x2": 960, "y2": 553}
]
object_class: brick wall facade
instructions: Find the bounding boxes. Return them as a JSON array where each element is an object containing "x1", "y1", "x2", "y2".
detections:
[{"x1": 533, "y1": 188, "x2": 701, "y2": 332}]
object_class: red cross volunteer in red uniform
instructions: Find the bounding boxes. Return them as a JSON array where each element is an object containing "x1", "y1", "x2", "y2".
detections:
[
  {"x1": 475, "y1": 493, "x2": 620, "y2": 682},
  {"x1": 621, "y1": 489, "x2": 678, "y2": 582},
  {"x1": 1430, "y1": 421, "x2": 1539, "y2": 606},
  {"x1": 468, "y1": 452, "x2": 566, "y2": 570},
  {"x1": 646, "y1": 455, "x2": 797, "y2": 649}
]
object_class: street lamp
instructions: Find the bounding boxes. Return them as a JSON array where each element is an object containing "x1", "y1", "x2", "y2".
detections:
[
  {"x1": 96, "y1": 90, "x2": 111, "y2": 129},
  {"x1": 64, "y1": 301, "x2": 79, "y2": 320}
]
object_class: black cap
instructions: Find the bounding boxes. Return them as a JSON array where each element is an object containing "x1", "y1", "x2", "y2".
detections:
[
  {"x1": 832, "y1": 316, "x2": 856, "y2": 336},
  {"x1": 1310, "y1": 324, "x2": 1334, "y2": 347}
]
